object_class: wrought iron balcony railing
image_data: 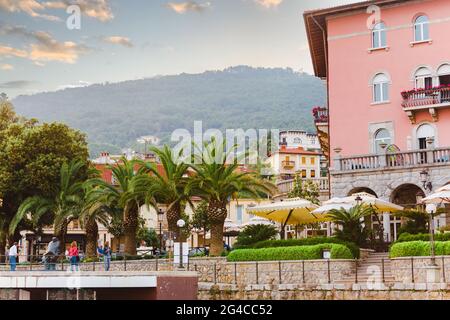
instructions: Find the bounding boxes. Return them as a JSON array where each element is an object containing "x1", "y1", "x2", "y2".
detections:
[{"x1": 312, "y1": 107, "x2": 328, "y2": 124}]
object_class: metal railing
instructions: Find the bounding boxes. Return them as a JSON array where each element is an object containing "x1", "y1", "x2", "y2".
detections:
[
  {"x1": 2, "y1": 255, "x2": 448, "y2": 285},
  {"x1": 402, "y1": 86, "x2": 450, "y2": 109}
]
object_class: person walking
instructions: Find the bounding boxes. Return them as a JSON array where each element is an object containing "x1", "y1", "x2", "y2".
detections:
[
  {"x1": 103, "y1": 241, "x2": 111, "y2": 271},
  {"x1": 9, "y1": 242, "x2": 18, "y2": 271},
  {"x1": 69, "y1": 241, "x2": 79, "y2": 272},
  {"x1": 44, "y1": 237, "x2": 60, "y2": 271}
]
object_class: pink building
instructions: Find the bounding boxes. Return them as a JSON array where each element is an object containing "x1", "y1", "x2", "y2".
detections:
[{"x1": 305, "y1": 0, "x2": 450, "y2": 241}]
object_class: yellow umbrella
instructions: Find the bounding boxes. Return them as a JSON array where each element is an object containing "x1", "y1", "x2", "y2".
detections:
[{"x1": 247, "y1": 198, "x2": 321, "y2": 239}]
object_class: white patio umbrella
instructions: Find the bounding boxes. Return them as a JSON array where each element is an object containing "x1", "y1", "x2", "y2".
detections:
[
  {"x1": 224, "y1": 218, "x2": 241, "y2": 232},
  {"x1": 421, "y1": 184, "x2": 450, "y2": 204},
  {"x1": 314, "y1": 192, "x2": 404, "y2": 214},
  {"x1": 241, "y1": 215, "x2": 276, "y2": 227}
]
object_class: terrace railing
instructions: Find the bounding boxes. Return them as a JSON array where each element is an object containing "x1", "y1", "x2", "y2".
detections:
[
  {"x1": 276, "y1": 177, "x2": 329, "y2": 194},
  {"x1": 312, "y1": 107, "x2": 328, "y2": 124},
  {"x1": 335, "y1": 147, "x2": 450, "y2": 172},
  {"x1": 401, "y1": 86, "x2": 450, "y2": 109}
]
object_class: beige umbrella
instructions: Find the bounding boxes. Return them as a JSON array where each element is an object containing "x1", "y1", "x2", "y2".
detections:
[
  {"x1": 421, "y1": 184, "x2": 450, "y2": 204},
  {"x1": 247, "y1": 198, "x2": 320, "y2": 239},
  {"x1": 317, "y1": 192, "x2": 403, "y2": 213}
]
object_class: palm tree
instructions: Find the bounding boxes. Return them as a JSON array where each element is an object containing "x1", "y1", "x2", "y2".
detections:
[
  {"x1": 140, "y1": 145, "x2": 193, "y2": 239},
  {"x1": 189, "y1": 140, "x2": 276, "y2": 256},
  {"x1": 85, "y1": 158, "x2": 150, "y2": 255},
  {"x1": 9, "y1": 159, "x2": 86, "y2": 253},
  {"x1": 80, "y1": 182, "x2": 113, "y2": 257},
  {"x1": 327, "y1": 205, "x2": 375, "y2": 246}
]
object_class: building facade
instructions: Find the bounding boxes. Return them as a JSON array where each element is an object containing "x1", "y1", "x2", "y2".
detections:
[{"x1": 305, "y1": 0, "x2": 450, "y2": 241}]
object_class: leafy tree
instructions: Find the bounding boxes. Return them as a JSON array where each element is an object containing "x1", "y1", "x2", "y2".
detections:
[
  {"x1": 136, "y1": 217, "x2": 159, "y2": 248},
  {"x1": 85, "y1": 158, "x2": 151, "y2": 255},
  {"x1": 327, "y1": 205, "x2": 375, "y2": 246},
  {"x1": 234, "y1": 224, "x2": 278, "y2": 248},
  {"x1": 190, "y1": 200, "x2": 211, "y2": 247},
  {"x1": 0, "y1": 101, "x2": 88, "y2": 260},
  {"x1": 9, "y1": 159, "x2": 87, "y2": 254},
  {"x1": 287, "y1": 175, "x2": 320, "y2": 205},
  {"x1": 189, "y1": 140, "x2": 276, "y2": 256}
]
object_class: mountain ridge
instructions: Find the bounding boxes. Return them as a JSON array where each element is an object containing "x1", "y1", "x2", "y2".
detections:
[{"x1": 12, "y1": 66, "x2": 326, "y2": 157}]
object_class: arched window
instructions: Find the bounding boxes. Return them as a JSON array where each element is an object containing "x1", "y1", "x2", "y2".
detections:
[
  {"x1": 416, "y1": 123, "x2": 435, "y2": 149},
  {"x1": 372, "y1": 22, "x2": 387, "y2": 48},
  {"x1": 414, "y1": 67, "x2": 432, "y2": 89},
  {"x1": 414, "y1": 15, "x2": 429, "y2": 42},
  {"x1": 438, "y1": 64, "x2": 450, "y2": 87},
  {"x1": 293, "y1": 137, "x2": 302, "y2": 144},
  {"x1": 374, "y1": 129, "x2": 391, "y2": 153},
  {"x1": 372, "y1": 73, "x2": 389, "y2": 103}
]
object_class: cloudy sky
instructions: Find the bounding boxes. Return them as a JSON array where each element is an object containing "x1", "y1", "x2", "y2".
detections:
[{"x1": 0, "y1": 0, "x2": 359, "y2": 97}]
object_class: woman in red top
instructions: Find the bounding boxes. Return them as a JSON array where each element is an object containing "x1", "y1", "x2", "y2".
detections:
[{"x1": 69, "y1": 241, "x2": 79, "y2": 272}]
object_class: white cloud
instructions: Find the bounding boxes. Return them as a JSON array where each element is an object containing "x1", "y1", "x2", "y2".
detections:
[
  {"x1": 57, "y1": 80, "x2": 90, "y2": 90},
  {"x1": 0, "y1": 25, "x2": 89, "y2": 64},
  {"x1": 44, "y1": 0, "x2": 114, "y2": 21},
  {"x1": 0, "y1": 0, "x2": 60, "y2": 21},
  {"x1": 0, "y1": 63, "x2": 13, "y2": 70},
  {"x1": 255, "y1": 0, "x2": 283, "y2": 9},
  {"x1": 103, "y1": 36, "x2": 133, "y2": 48},
  {"x1": 167, "y1": 1, "x2": 211, "y2": 14}
]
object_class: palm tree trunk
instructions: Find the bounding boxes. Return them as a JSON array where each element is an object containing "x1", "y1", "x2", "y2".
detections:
[
  {"x1": 0, "y1": 232, "x2": 5, "y2": 263},
  {"x1": 208, "y1": 199, "x2": 228, "y2": 256},
  {"x1": 85, "y1": 218, "x2": 98, "y2": 258},
  {"x1": 123, "y1": 202, "x2": 138, "y2": 255},
  {"x1": 54, "y1": 219, "x2": 69, "y2": 256},
  {"x1": 166, "y1": 203, "x2": 180, "y2": 233}
]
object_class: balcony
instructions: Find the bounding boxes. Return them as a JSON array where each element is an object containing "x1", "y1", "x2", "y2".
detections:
[
  {"x1": 312, "y1": 107, "x2": 329, "y2": 162},
  {"x1": 281, "y1": 160, "x2": 295, "y2": 170},
  {"x1": 312, "y1": 106, "x2": 328, "y2": 124},
  {"x1": 334, "y1": 147, "x2": 450, "y2": 173},
  {"x1": 401, "y1": 86, "x2": 450, "y2": 123},
  {"x1": 276, "y1": 177, "x2": 330, "y2": 195}
]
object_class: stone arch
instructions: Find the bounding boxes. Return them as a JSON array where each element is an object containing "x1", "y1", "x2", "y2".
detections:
[
  {"x1": 390, "y1": 183, "x2": 425, "y2": 208},
  {"x1": 347, "y1": 187, "x2": 378, "y2": 198}
]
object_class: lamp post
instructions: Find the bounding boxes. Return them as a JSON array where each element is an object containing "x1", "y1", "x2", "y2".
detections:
[
  {"x1": 157, "y1": 208, "x2": 165, "y2": 253},
  {"x1": 355, "y1": 195, "x2": 363, "y2": 206},
  {"x1": 426, "y1": 204, "x2": 437, "y2": 267},
  {"x1": 176, "y1": 219, "x2": 186, "y2": 269},
  {"x1": 420, "y1": 170, "x2": 432, "y2": 192}
]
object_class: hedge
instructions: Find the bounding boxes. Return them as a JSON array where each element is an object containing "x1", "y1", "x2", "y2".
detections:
[
  {"x1": 390, "y1": 241, "x2": 450, "y2": 258},
  {"x1": 226, "y1": 244, "x2": 353, "y2": 262},
  {"x1": 249, "y1": 237, "x2": 360, "y2": 259},
  {"x1": 396, "y1": 232, "x2": 450, "y2": 243}
]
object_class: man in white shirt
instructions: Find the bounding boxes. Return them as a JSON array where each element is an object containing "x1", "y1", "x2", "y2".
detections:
[{"x1": 9, "y1": 242, "x2": 18, "y2": 271}]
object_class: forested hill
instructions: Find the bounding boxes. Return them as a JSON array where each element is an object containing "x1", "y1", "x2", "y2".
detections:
[{"x1": 12, "y1": 66, "x2": 326, "y2": 157}]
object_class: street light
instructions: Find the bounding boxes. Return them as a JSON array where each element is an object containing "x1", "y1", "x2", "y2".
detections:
[
  {"x1": 426, "y1": 204, "x2": 437, "y2": 267},
  {"x1": 176, "y1": 219, "x2": 186, "y2": 269},
  {"x1": 355, "y1": 195, "x2": 363, "y2": 206},
  {"x1": 157, "y1": 208, "x2": 165, "y2": 253}
]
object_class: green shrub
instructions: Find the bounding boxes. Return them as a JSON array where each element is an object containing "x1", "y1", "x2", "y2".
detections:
[
  {"x1": 226, "y1": 243, "x2": 353, "y2": 262},
  {"x1": 390, "y1": 241, "x2": 450, "y2": 258},
  {"x1": 250, "y1": 237, "x2": 360, "y2": 259},
  {"x1": 234, "y1": 224, "x2": 278, "y2": 248},
  {"x1": 396, "y1": 233, "x2": 450, "y2": 243}
]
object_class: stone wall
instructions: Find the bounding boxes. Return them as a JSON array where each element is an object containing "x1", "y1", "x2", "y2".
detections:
[
  {"x1": 0, "y1": 257, "x2": 355, "y2": 285},
  {"x1": 391, "y1": 256, "x2": 450, "y2": 283},
  {"x1": 198, "y1": 283, "x2": 450, "y2": 300},
  {"x1": 331, "y1": 164, "x2": 450, "y2": 199}
]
